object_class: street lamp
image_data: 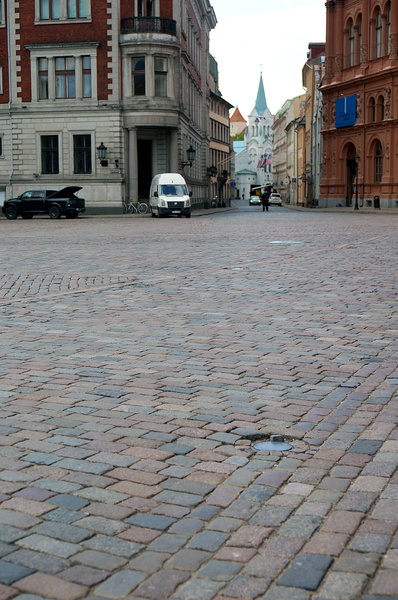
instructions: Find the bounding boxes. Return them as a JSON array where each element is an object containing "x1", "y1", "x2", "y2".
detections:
[{"x1": 354, "y1": 155, "x2": 360, "y2": 210}]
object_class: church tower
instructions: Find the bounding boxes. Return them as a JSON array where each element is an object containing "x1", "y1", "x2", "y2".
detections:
[{"x1": 235, "y1": 74, "x2": 274, "y2": 199}]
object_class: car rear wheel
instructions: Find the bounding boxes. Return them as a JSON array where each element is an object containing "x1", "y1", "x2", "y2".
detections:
[
  {"x1": 4, "y1": 206, "x2": 18, "y2": 220},
  {"x1": 49, "y1": 205, "x2": 62, "y2": 219}
]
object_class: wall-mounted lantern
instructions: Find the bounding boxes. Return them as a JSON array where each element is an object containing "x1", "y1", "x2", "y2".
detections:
[
  {"x1": 181, "y1": 145, "x2": 196, "y2": 168},
  {"x1": 97, "y1": 142, "x2": 108, "y2": 167}
]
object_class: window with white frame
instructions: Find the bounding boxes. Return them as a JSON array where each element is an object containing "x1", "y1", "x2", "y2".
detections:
[
  {"x1": 28, "y1": 45, "x2": 97, "y2": 102},
  {"x1": 135, "y1": 0, "x2": 156, "y2": 17},
  {"x1": 37, "y1": 0, "x2": 90, "y2": 21},
  {"x1": 67, "y1": 0, "x2": 89, "y2": 18},
  {"x1": 154, "y1": 56, "x2": 167, "y2": 97},
  {"x1": 55, "y1": 57, "x2": 76, "y2": 98}
]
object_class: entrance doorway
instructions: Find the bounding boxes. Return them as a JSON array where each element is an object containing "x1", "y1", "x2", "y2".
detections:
[
  {"x1": 137, "y1": 140, "x2": 152, "y2": 200},
  {"x1": 346, "y1": 157, "x2": 357, "y2": 207}
]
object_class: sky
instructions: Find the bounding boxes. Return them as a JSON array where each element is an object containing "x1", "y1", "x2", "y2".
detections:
[{"x1": 209, "y1": 0, "x2": 326, "y2": 118}]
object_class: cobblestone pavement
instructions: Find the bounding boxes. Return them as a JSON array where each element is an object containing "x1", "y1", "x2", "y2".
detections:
[{"x1": 0, "y1": 203, "x2": 397, "y2": 600}]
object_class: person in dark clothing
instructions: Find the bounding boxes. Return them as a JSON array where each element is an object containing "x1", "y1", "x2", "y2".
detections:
[{"x1": 261, "y1": 189, "x2": 270, "y2": 212}]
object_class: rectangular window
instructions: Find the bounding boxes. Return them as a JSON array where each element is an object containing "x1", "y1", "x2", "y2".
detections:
[
  {"x1": 138, "y1": 0, "x2": 153, "y2": 17},
  {"x1": 0, "y1": 137, "x2": 3, "y2": 156},
  {"x1": 39, "y1": 58, "x2": 49, "y2": 99},
  {"x1": 74, "y1": 134, "x2": 91, "y2": 174},
  {"x1": 155, "y1": 57, "x2": 167, "y2": 97},
  {"x1": 40, "y1": 0, "x2": 60, "y2": 19},
  {"x1": 132, "y1": 56, "x2": 145, "y2": 96},
  {"x1": 67, "y1": 0, "x2": 89, "y2": 18},
  {"x1": 55, "y1": 56, "x2": 75, "y2": 98},
  {"x1": 82, "y1": 55, "x2": 92, "y2": 97},
  {"x1": 41, "y1": 135, "x2": 59, "y2": 174}
]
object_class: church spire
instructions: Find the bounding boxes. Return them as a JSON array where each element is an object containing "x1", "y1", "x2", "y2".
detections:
[{"x1": 255, "y1": 73, "x2": 268, "y2": 115}]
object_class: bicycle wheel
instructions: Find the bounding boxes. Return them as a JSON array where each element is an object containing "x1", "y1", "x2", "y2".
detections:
[
  {"x1": 138, "y1": 203, "x2": 148, "y2": 214},
  {"x1": 125, "y1": 204, "x2": 134, "y2": 213}
]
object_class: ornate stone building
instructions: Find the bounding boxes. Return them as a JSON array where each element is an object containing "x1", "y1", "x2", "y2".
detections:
[
  {"x1": 0, "y1": 0, "x2": 217, "y2": 211},
  {"x1": 321, "y1": 0, "x2": 398, "y2": 209}
]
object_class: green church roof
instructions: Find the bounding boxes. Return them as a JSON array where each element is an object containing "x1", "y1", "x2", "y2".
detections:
[{"x1": 255, "y1": 74, "x2": 268, "y2": 115}]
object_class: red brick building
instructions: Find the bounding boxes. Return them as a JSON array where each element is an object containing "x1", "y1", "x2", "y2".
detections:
[
  {"x1": 320, "y1": 0, "x2": 398, "y2": 209},
  {"x1": 0, "y1": 0, "x2": 217, "y2": 211}
]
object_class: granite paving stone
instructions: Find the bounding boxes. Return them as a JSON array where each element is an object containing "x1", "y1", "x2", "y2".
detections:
[
  {"x1": 92, "y1": 570, "x2": 146, "y2": 598},
  {"x1": 172, "y1": 577, "x2": 224, "y2": 600},
  {"x1": 14, "y1": 572, "x2": 88, "y2": 600},
  {"x1": 199, "y1": 559, "x2": 243, "y2": 584},
  {"x1": 0, "y1": 560, "x2": 34, "y2": 585}
]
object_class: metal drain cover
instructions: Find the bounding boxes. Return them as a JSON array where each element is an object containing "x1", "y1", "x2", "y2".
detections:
[
  {"x1": 269, "y1": 241, "x2": 303, "y2": 245},
  {"x1": 254, "y1": 441, "x2": 293, "y2": 452}
]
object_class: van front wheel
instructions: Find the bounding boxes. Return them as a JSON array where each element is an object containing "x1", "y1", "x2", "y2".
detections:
[{"x1": 186, "y1": 214, "x2": 191, "y2": 219}]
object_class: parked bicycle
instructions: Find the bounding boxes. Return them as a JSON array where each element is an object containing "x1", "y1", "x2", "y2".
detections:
[{"x1": 124, "y1": 200, "x2": 148, "y2": 214}]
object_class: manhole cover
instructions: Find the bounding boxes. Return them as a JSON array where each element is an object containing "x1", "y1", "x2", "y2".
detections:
[
  {"x1": 254, "y1": 441, "x2": 293, "y2": 452},
  {"x1": 269, "y1": 241, "x2": 303, "y2": 245}
]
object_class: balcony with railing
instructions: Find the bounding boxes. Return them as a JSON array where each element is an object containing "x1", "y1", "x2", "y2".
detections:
[{"x1": 121, "y1": 17, "x2": 177, "y2": 36}]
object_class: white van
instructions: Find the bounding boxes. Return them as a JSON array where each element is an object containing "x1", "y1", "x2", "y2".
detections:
[{"x1": 149, "y1": 173, "x2": 192, "y2": 218}]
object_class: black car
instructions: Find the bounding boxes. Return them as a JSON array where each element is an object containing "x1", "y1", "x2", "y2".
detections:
[{"x1": 2, "y1": 187, "x2": 85, "y2": 220}]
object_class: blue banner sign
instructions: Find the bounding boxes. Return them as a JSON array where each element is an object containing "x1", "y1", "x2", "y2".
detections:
[{"x1": 335, "y1": 95, "x2": 357, "y2": 128}]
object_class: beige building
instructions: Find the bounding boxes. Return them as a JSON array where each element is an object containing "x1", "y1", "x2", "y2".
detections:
[{"x1": 272, "y1": 95, "x2": 305, "y2": 204}]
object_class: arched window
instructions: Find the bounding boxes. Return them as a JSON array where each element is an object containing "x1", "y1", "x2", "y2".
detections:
[
  {"x1": 375, "y1": 142, "x2": 383, "y2": 183},
  {"x1": 375, "y1": 8, "x2": 382, "y2": 58},
  {"x1": 386, "y1": 2, "x2": 391, "y2": 55},
  {"x1": 348, "y1": 20, "x2": 355, "y2": 66},
  {"x1": 356, "y1": 15, "x2": 362, "y2": 63},
  {"x1": 368, "y1": 97, "x2": 376, "y2": 122},
  {"x1": 377, "y1": 95, "x2": 385, "y2": 121}
]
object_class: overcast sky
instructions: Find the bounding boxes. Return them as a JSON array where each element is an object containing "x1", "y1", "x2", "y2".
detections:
[{"x1": 209, "y1": 0, "x2": 326, "y2": 118}]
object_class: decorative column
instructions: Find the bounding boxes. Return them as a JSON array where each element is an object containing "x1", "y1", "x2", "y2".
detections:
[
  {"x1": 324, "y1": 1, "x2": 336, "y2": 83},
  {"x1": 334, "y1": 0, "x2": 344, "y2": 78},
  {"x1": 128, "y1": 127, "x2": 138, "y2": 202},
  {"x1": 390, "y1": 0, "x2": 398, "y2": 59},
  {"x1": 170, "y1": 129, "x2": 178, "y2": 172},
  {"x1": 361, "y1": 0, "x2": 369, "y2": 67}
]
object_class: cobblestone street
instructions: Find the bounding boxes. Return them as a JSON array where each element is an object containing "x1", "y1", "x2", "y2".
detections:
[{"x1": 0, "y1": 203, "x2": 397, "y2": 600}]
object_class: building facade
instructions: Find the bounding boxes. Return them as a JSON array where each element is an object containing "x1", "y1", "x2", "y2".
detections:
[
  {"x1": 321, "y1": 0, "x2": 398, "y2": 209},
  {"x1": 208, "y1": 55, "x2": 233, "y2": 206},
  {"x1": 301, "y1": 43, "x2": 325, "y2": 207},
  {"x1": 272, "y1": 95, "x2": 305, "y2": 203},
  {"x1": 0, "y1": 0, "x2": 217, "y2": 211}
]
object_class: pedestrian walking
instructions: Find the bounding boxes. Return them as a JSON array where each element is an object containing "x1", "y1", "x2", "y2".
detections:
[{"x1": 261, "y1": 189, "x2": 270, "y2": 212}]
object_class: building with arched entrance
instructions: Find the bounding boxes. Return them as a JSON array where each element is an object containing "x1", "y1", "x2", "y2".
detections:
[{"x1": 320, "y1": 0, "x2": 398, "y2": 210}]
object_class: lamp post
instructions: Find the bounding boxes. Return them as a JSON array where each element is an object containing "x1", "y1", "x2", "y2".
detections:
[{"x1": 354, "y1": 155, "x2": 360, "y2": 210}]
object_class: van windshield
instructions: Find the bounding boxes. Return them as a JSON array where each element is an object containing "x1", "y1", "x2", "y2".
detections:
[{"x1": 160, "y1": 184, "x2": 188, "y2": 196}]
